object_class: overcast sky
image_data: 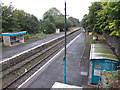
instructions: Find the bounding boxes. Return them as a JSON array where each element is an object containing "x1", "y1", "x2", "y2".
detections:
[{"x1": 2, "y1": 0, "x2": 99, "y2": 21}]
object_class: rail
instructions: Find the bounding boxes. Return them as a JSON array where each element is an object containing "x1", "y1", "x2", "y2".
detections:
[{"x1": 2, "y1": 29, "x2": 81, "y2": 89}]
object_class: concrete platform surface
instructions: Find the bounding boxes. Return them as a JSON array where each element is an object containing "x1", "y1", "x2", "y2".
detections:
[{"x1": 18, "y1": 32, "x2": 89, "y2": 88}]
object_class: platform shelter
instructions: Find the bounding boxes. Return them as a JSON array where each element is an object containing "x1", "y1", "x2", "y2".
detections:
[
  {"x1": 89, "y1": 43, "x2": 119, "y2": 84},
  {"x1": 2, "y1": 31, "x2": 26, "y2": 46}
]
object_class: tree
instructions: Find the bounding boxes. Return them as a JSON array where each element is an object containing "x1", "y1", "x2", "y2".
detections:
[
  {"x1": 80, "y1": 14, "x2": 88, "y2": 30},
  {"x1": 68, "y1": 17, "x2": 80, "y2": 27},
  {"x1": 67, "y1": 19, "x2": 73, "y2": 29},
  {"x1": 2, "y1": 4, "x2": 80, "y2": 35},
  {"x1": 41, "y1": 19, "x2": 56, "y2": 34},
  {"x1": 42, "y1": 7, "x2": 64, "y2": 32},
  {"x1": 42, "y1": 7, "x2": 79, "y2": 32},
  {"x1": 24, "y1": 14, "x2": 40, "y2": 33},
  {"x1": 43, "y1": 7, "x2": 61, "y2": 23},
  {"x1": 54, "y1": 15, "x2": 64, "y2": 31},
  {"x1": 2, "y1": 4, "x2": 16, "y2": 32},
  {"x1": 87, "y1": 2, "x2": 101, "y2": 32},
  {"x1": 2, "y1": 3, "x2": 40, "y2": 33},
  {"x1": 81, "y1": 1, "x2": 120, "y2": 37},
  {"x1": 96, "y1": 2, "x2": 120, "y2": 36}
]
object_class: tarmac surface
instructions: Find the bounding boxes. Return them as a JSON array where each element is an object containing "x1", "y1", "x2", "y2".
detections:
[
  {"x1": 2, "y1": 33, "x2": 63, "y2": 59},
  {"x1": 19, "y1": 32, "x2": 90, "y2": 88}
]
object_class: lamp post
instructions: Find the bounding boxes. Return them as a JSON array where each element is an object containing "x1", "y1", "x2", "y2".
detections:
[{"x1": 64, "y1": 1, "x2": 67, "y2": 84}]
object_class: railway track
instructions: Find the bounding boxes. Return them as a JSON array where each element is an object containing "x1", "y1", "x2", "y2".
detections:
[{"x1": 2, "y1": 29, "x2": 82, "y2": 89}]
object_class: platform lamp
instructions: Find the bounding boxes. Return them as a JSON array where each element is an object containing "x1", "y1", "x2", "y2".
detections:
[{"x1": 63, "y1": 0, "x2": 67, "y2": 84}]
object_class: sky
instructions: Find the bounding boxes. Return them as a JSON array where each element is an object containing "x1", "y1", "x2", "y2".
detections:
[{"x1": 1, "y1": 0, "x2": 99, "y2": 21}]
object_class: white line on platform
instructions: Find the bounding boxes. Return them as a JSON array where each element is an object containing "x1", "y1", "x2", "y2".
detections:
[
  {"x1": 17, "y1": 33, "x2": 82, "y2": 89},
  {"x1": 0, "y1": 34, "x2": 64, "y2": 63}
]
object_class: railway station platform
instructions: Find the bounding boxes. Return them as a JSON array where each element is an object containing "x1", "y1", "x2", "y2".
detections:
[
  {"x1": 18, "y1": 33, "x2": 91, "y2": 89},
  {"x1": 1, "y1": 33, "x2": 63, "y2": 60},
  {"x1": 2, "y1": 28, "x2": 81, "y2": 60}
]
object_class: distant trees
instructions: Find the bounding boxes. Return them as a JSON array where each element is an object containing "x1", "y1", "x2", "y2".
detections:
[
  {"x1": 40, "y1": 7, "x2": 80, "y2": 33},
  {"x1": 40, "y1": 7, "x2": 62, "y2": 33},
  {"x1": 68, "y1": 17, "x2": 80, "y2": 27},
  {"x1": 80, "y1": 1, "x2": 120, "y2": 37},
  {"x1": 2, "y1": 4, "x2": 80, "y2": 34},
  {"x1": 54, "y1": 15, "x2": 64, "y2": 31},
  {"x1": 80, "y1": 14, "x2": 88, "y2": 30},
  {"x1": 2, "y1": 3, "x2": 40, "y2": 34},
  {"x1": 41, "y1": 19, "x2": 56, "y2": 34}
]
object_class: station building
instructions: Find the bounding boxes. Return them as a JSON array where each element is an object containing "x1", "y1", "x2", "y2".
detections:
[{"x1": 2, "y1": 31, "x2": 26, "y2": 46}]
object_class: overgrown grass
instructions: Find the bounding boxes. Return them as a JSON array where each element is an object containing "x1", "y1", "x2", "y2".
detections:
[
  {"x1": 105, "y1": 71, "x2": 120, "y2": 87},
  {"x1": 89, "y1": 39, "x2": 97, "y2": 44},
  {"x1": 24, "y1": 32, "x2": 55, "y2": 42},
  {"x1": 24, "y1": 33, "x2": 46, "y2": 42},
  {"x1": 87, "y1": 35, "x2": 97, "y2": 44},
  {"x1": 107, "y1": 72, "x2": 119, "y2": 81}
]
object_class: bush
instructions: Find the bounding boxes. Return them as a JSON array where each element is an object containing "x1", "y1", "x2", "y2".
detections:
[
  {"x1": 89, "y1": 39, "x2": 96, "y2": 44},
  {"x1": 45, "y1": 22, "x2": 56, "y2": 34},
  {"x1": 41, "y1": 19, "x2": 56, "y2": 34},
  {"x1": 25, "y1": 33, "x2": 30, "y2": 39},
  {"x1": 93, "y1": 33, "x2": 98, "y2": 37}
]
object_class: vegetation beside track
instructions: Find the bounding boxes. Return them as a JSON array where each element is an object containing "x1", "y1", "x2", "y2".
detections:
[
  {"x1": 24, "y1": 27, "x2": 80, "y2": 43},
  {"x1": 24, "y1": 32, "x2": 54, "y2": 42}
]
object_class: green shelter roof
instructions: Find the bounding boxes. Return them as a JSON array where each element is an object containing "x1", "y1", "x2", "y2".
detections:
[{"x1": 90, "y1": 44, "x2": 119, "y2": 62}]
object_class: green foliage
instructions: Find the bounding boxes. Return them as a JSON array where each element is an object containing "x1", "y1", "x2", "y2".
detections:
[
  {"x1": 41, "y1": 19, "x2": 56, "y2": 34},
  {"x1": 2, "y1": 4, "x2": 80, "y2": 35},
  {"x1": 106, "y1": 83, "x2": 112, "y2": 87},
  {"x1": 81, "y1": 2, "x2": 101, "y2": 32},
  {"x1": 42, "y1": 7, "x2": 64, "y2": 32},
  {"x1": 25, "y1": 33, "x2": 30, "y2": 39},
  {"x1": 97, "y1": 2, "x2": 120, "y2": 36},
  {"x1": 81, "y1": 1, "x2": 120, "y2": 37},
  {"x1": 54, "y1": 15, "x2": 64, "y2": 31},
  {"x1": 67, "y1": 19, "x2": 73, "y2": 29},
  {"x1": 43, "y1": 7, "x2": 61, "y2": 20},
  {"x1": 105, "y1": 71, "x2": 120, "y2": 87},
  {"x1": 93, "y1": 33, "x2": 98, "y2": 37},
  {"x1": 68, "y1": 17, "x2": 80, "y2": 27},
  {"x1": 43, "y1": 7, "x2": 62, "y2": 25},
  {"x1": 2, "y1": 3, "x2": 40, "y2": 33},
  {"x1": 88, "y1": 2, "x2": 101, "y2": 31},
  {"x1": 89, "y1": 39, "x2": 97, "y2": 44},
  {"x1": 80, "y1": 14, "x2": 88, "y2": 29},
  {"x1": 24, "y1": 32, "x2": 47, "y2": 42},
  {"x1": 42, "y1": 7, "x2": 80, "y2": 32},
  {"x1": 2, "y1": 5, "x2": 16, "y2": 32},
  {"x1": 110, "y1": 72, "x2": 119, "y2": 81}
]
